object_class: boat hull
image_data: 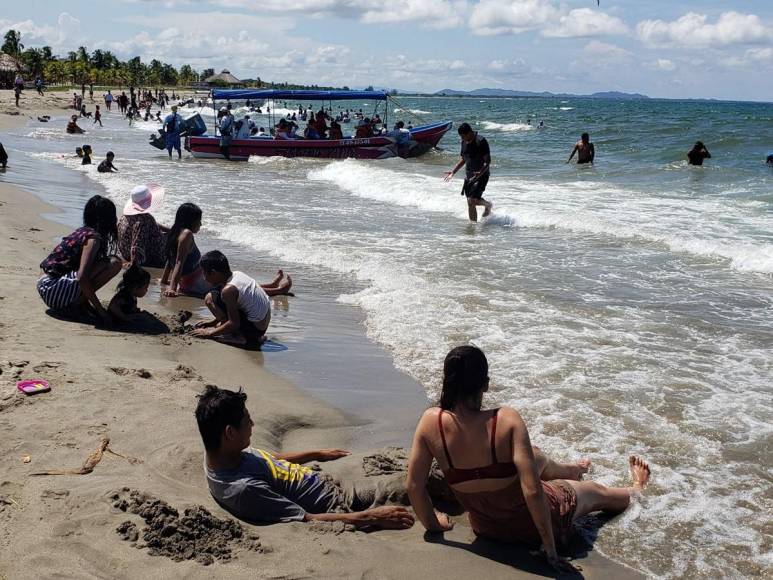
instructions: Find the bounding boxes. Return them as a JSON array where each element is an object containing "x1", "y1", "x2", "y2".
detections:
[
  {"x1": 185, "y1": 121, "x2": 453, "y2": 161},
  {"x1": 186, "y1": 136, "x2": 397, "y2": 161}
]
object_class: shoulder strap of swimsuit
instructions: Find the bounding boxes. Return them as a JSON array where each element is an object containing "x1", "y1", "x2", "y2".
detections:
[
  {"x1": 490, "y1": 408, "x2": 500, "y2": 464},
  {"x1": 437, "y1": 410, "x2": 455, "y2": 470}
]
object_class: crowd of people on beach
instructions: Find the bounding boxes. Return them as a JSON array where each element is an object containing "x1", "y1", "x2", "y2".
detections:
[
  {"x1": 22, "y1": 83, "x2": 773, "y2": 573},
  {"x1": 32, "y1": 158, "x2": 652, "y2": 575},
  {"x1": 36, "y1": 187, "x2": 292, "y2": 345}
]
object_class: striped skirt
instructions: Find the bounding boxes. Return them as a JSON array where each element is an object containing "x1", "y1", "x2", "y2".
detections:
[{"x1": 37, "y1": 272, "x2": 82, "y2": 310}]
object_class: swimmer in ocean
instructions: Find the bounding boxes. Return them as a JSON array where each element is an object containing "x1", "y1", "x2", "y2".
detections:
[
  {"x1": 687, "y1": 141, "x2": 711, "y2": 166},
  {"x1": 444, "y1": 122, "x2": 493, "y2": 222},
  {"x1": 567, "y1": 132, "x2": 595, "y2": 164}
]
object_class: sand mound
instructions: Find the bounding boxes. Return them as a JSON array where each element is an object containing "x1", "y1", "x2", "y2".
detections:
[{"x1": 112, "y1": 489, "x2": 263, "y2": 566}]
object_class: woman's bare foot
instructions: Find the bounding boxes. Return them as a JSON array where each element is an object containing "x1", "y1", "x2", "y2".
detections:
[
  {"x1": 269, "y1": 269, "x2": 284, "y2": 287},
  {"x1": 278, "y1": 275, "x2": 292, "y2": 294},
  {"x1": 558, "y1": 458, "x2": 591, "y2": 480},
  {"x1": 629, "y1": 456, "x2": 651, "y2": 490}
]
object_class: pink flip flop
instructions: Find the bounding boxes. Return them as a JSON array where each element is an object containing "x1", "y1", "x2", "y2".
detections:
[{"x1": 17, "y1": 379, "x2": 51, "y2": 395}]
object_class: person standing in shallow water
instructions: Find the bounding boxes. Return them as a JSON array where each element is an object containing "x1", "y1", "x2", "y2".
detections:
[
  {"x1": 444, "y1": 123, "x2": 493, "y2": 222},
  {"x1": 687, "y1": 141, "x2": 711, "y2": 166},
  {"x1": 567, "y1": 132, "x2": 595, "y2": 164}
]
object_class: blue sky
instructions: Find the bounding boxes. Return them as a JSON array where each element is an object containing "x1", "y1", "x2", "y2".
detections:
[{"x1": 2, "y1": 1, "x2": 772, "y2": 100}]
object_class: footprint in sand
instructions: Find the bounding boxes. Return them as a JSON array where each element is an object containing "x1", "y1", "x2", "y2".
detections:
[{"x1": 108, "y1": 367, "x2": 152, "y2": 379}]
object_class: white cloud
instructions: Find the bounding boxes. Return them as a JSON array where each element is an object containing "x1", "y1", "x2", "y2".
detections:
[
  {"x1": 544, "y1": 8, "x2": 628, "y2": 38},
  {"x1": 469, "y1": 0, "x2": 626, "y2": 38},
  {"x1": 637, "y1": 11, "x2": 772, "y2": 48},
  {"x1": 653, "y1": 58, "x2": 676, "y2": 71},
  {"x1": 0, "y1": 12, "x2": 83, "y2": 50},
  {"x1": 719, "y1": 47, "x2": 773, "y2": 68},
  {"x1": 131, "y1": 0, "x2": 468, "y2": 28},
  {"x1": 583, "y1": 40, "x2": 631, "y2": 59}
]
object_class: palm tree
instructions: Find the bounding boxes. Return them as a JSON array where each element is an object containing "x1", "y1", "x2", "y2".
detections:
[{"x1": 2, "y1": 30, "x2": 23, "y2": 56}]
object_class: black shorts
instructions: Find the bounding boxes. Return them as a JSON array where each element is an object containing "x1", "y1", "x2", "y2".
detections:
[
  {"x1": 462, "y1": 173, "x2": 489, "y2": 199},
  {"x1": 209, "y1": 288, "x2": 262, "y2": 345}
]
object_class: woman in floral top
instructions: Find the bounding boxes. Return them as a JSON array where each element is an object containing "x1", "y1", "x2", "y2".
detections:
[
  {"x1": 37, "y1": 195, "x2": 121, "y2": 323},
  {"x1": 117, "y1": 184, "x2": 168, "y2": 267}
]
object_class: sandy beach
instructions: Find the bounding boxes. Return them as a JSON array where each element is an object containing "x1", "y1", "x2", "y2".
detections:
[{"x1": 0, "y1": 90, "x2": 645, "y2": 579}]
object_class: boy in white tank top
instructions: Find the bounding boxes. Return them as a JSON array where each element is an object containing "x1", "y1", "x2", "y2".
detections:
[{"x1": 192, "y1": 250, "x2": 292, "y2": 346}]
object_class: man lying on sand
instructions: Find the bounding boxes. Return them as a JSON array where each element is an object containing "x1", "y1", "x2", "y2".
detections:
[{"x1": 196, "y1": 385, "x2": 415, "y2": 529}]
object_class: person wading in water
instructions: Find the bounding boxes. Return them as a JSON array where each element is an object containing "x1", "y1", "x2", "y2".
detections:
[{"x1": 444, "y1": 123, "x2": 493, "y2": 222}]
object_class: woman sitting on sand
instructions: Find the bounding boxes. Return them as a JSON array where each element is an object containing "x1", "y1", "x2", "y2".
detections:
[
  {"x1": 37, "y1": 195, "x2": 122, "y2": 324},
  {"x1": 161, "y1": 203, "x2": 209, "y2": 297},
  {"x1": 117, "y1": 184, "x2": 169, "y2": 268},
  {"x1": 407, "y1": 345, "x2": 651, "y2": 574}
]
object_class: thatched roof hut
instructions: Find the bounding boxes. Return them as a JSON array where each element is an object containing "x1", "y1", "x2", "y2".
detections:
[
  {"x1": 204, "y1": 69, "x2": 243, "y2": 87},
  {"x1": 0, "y1": 52, "x2": 27, "y2": 89}
]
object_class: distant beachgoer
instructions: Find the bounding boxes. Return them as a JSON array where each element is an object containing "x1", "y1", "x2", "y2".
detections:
[
  {"x1": 328, "y1": 121, "x2": 343, "y2": 140},
  {"x1": 37, "y1": 195, "x2": 122, "y2": 323},
  {"x1": 89, "y1": 83, "x2": 94, "y2": 101},
  {"x1": 162, "y1": 203, "x2": 209, "y2": 297},
  {"x1": 80, "y1": 104, "x2": 92, "y2": 119},
  {"x1": 218, "y1": 108, "x2": 234, "y2": 159},
  {"x1": 117, "y1": 184, "x2": 169, "y2": 267},
  {"x1": 767, "y1": 152, "x2": 773, "y2": 165},
  {"x1": 108, "y1": 263, "x2": 150, "y2": 325},
  {"x1": 444, "y1": 122, "x2": 493, "y2": 222},
  {"x1": 81, "y1": 83, "x2": 86, "y2": 98},
  {"x1": 35, "y1": 77, "x2": 44, "y2": 96},
  {"x1": 81, "y1": 145, "x2": 93, "y2": 165},
  {"x1": 0, "y1": 142, "x2": 8, "y2": 170},
  {"x1": 687, "y1": 141, "x2": 711, "y2": 166},
  {"x1": 14, "y1": 75, "x2": 23, "y2": 107},
  {"x1": 196, "y1": 384, "x2": 416, "y2": 529},
  {"x1": 67, "y1": 115, "x2": 84, "y2": 134},
  {"x1": 538, "y1": 121, "x2": 545, "y2": 129},
  {"x1": 407, "y1": 345, "x2": 652, "y2": 574},
  {"x1": 97, "y1": 151, "x2": 117, "y2": 173},
  {"x1": 93, "y1": 105, "x2": 102, "y2": 127},
  {"x1": 163, "y1": 105, "x2": 183, "y2": 159},
  {"x1": 192, "y1": 251, "x2": 291, "y2": 346},
  {"x1": 105, "y1": 90, "x2": 113, "y2": 111},
  {"x1": 567, "y1": 132, "x2": 594, "y2": 164}
]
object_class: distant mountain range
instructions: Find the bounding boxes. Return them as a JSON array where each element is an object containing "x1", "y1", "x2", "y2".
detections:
[{"x1": 432, "y1": 88, "x2": 650, "y2": 100}]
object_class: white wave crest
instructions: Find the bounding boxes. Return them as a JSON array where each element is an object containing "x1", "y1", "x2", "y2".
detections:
[{"x1": 480, "y1": 121, "x2": 534, "y2": 132}]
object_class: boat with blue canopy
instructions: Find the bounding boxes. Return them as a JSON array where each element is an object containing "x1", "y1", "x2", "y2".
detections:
[{"x1": 184, "y1": 88, "x2": 452, "y2": 161}]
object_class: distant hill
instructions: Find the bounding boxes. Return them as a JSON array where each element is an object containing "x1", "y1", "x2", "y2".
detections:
[{"x1": 433, "y1": 88, "x2": 649, "y2": 100}]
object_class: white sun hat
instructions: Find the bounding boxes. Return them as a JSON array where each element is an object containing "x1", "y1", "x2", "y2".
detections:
[{"x1": 123, "y1": 183, "x2": 165, "y2": 216}]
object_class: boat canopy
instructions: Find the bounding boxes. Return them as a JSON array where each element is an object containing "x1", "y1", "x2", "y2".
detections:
[{"x1": 211, "y1": 89, "x2": 388, "y2": 101}]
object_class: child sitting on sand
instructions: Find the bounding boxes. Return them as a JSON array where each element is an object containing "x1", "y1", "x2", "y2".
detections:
[
  {"x1": 108, "y1": 263, "x2": 150, "y2": 324},
  {"x1": 191, "y1": 250, "x2": 292, "y2": 346}
]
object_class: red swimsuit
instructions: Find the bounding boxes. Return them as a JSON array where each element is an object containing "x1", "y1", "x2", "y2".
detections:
[{"x1": 438, "y1": 408, "x2": 578, "y2": 547}]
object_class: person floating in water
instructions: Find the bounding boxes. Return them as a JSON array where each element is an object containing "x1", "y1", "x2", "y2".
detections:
[
  {"x1": 567, "y1": 132, "x2": 594, "y2": 164},
  {"x1": 687, "y1": 141, "x2": 711, "y2": 166},
  {"x1": 444, "y1": 122, "x2": 493, "y2": 222},
  {"x1": 766, "y1": 152, "x2": 773, "y2": 165}
]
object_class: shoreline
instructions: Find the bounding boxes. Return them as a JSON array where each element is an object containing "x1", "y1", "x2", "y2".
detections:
[{"x1": 0, "y1": 91, "x2": 643, "y2": 579}]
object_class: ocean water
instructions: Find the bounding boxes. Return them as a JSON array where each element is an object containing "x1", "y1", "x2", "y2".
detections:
[{"x1": 5, "y1": 95, "x2": 773, "y2": 578}]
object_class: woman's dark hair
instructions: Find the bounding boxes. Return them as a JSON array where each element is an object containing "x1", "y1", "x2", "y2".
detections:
[
  {"x1": 440, "y1": 345, "x2": 489, "y2": 410},
  {"x1": 165, "y1": 202, "x2": 202, "y2": 263},
  {"x1": 195, "y1": 385, "x2": 247, "y2": 452},
  {"x1": 692, "y1": 141, "x2": 704, "y2": 150},
  {"x1": 457, "y1": 122, "x2": 473, "y2": 136},
  {"x1": 82, "y1": 195, "x2": 117, "y2": 258},
  {"x1": 200, "y1": 250, "x2": 232, "y2": 276},
  {"x1": 117, "y1": 262, "x2": 150, "y2": 296}
]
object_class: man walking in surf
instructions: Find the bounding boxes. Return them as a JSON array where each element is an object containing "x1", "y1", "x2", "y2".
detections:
[{"x1": 444, "y1": 123, "x2": 493, "y2": 222}]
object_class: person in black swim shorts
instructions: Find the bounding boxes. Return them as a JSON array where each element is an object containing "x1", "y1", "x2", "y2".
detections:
[{"x1": 444, "y1": 123, "x2": 493, "y2": 222}]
